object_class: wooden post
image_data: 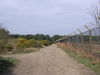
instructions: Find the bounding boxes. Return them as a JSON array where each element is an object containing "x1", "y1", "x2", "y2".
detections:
[
  {"x1": 73, "y1": 32, "x2": 77, "y2": 49},
  {"x1": 80, "y1": 33, "x2": 84, "y2": 50},
  {"x1": 89, "y1": 30, "x2": 92, "y2": 52},
  {"x1": 77, "y1": 29, "x2": 84, "y2": 50},
  {"x1": 69, "y1": 34, "x2": 73, "y2": 47},
  {"x1": 84, "y1": 25, "x2": 92, "y2": 53}
]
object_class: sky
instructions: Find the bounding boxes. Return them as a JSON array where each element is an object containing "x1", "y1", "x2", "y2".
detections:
[{"x1": 0, "y1": 0, "x2": 96, "y2": 35}]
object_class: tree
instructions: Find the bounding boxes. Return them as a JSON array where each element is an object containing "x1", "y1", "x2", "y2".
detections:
[
  {"x1": 89, "y1": 0, "x2": 100, "y2": 26},
  {"x1": 44, "y1": 35, "x2": 51, "y2": 41},
  {"x1": 52, "y1": 35, "x2": 63, "y2": 42},
  {"x1": 24, "y1": 34, "x2": 33, "y2": 40},
  {"x1": 10, "y1": 34, "x2": 19, "y2": 38},
  {"x1": 0, "y1": 25, "x2": 9, "y2": 53},
  {"x1": 33, "y1": 34, "x2": 45, "y2": 40}
]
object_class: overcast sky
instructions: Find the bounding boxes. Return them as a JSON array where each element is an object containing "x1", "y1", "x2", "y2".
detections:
[{"x1": 0, "y1": 0, "x2": 96, "y2": 35}]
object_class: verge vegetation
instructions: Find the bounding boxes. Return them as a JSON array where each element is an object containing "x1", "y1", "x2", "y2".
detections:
[
  {"x1": 57, "y1": 43, "x2": 100, "y2": 75},
  {"x1": 0, "y1": 57, "x2": 19, "y2": 74},
  {"x1": 0, "y1": 25, "x2": 63, "y2": 54}
]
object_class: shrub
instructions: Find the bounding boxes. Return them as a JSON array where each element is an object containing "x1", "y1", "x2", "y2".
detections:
[
  {"x1": 16, "y1": 38, "x2": 42, "y2": 48},
  {"x1": 28, "y1": 39, "x2": 42, "y2": 48},
  {"x1": 16, "y1": 38, "x2": 28, "y2": 48},
  {"x1": 27, "y1": 39, "x2": 37, "y2": 47},
  {"x1": 0, "y1": 26, "x2": 9, "y2": 53},
  {"x1": 39, "y1": 40, "x2": 50, "y2": 46},
  {"x1": 0, "y1": 57, "x2": 18, "y2": 74},
  {"x1": 5, "y1": 44, "x2": 13, "y2": 51}
]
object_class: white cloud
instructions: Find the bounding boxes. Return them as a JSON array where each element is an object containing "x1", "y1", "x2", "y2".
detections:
[{"x1": 0, "y1": 0, "x2": 95, "y2": 35}]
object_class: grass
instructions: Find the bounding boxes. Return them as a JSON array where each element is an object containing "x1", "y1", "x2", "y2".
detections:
[
  {"x1": 61, "y1": 47, "x2": 100, "y2": 75},
  {"x1": 0, "y1": 57, "x2": 19, "y2": 74}
]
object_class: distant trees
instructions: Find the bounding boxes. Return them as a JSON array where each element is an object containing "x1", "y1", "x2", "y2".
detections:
[
  {"x1": 10, "y1": 34, "x2": 63, "y2": 42},
  {"x1": 10, "y1": 34, "x2": 33, "y2": 40},
  {"x1": 33, "y1": 34, "x2": 48, "y2": 40},
  {"x1": 10, "y1": 34, "x2": 50, "y2": 40},
  {"x1": 51, "y1": 35, "x2": 63, "y2": 42}
]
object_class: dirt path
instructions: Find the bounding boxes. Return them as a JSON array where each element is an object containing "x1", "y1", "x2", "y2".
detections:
[{"x1": 4, "y1": 44, "x2": 97, "y2": 75}]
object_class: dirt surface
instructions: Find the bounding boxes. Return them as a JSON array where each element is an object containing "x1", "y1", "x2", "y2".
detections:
[{"x1": 3, "y1": 44, "x2": 97, "y2": 75}]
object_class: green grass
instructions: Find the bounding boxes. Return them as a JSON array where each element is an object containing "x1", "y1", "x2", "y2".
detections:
[
  {"x1": 0, "y1": 57, "x2": 19, "y2": 74},
  {"x1": 62, "y1": 48, "x2": 100, "y2": 75}
]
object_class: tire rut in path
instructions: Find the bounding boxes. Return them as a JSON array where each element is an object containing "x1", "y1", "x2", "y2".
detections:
[{"x1": 4, "y1": 44, "x2": 97, "y2": 75}]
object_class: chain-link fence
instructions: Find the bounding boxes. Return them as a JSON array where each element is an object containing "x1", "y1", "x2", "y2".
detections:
[{"x1": 57, "y1": 26, "x2": 100, "y2": 58}]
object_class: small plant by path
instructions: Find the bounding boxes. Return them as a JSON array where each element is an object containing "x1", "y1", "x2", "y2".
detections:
[{"x1": 0, "y1": 57, "x2": 19, "y2": 75}]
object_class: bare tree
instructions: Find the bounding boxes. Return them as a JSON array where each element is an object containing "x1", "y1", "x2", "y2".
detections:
[{"x1": 89, "y1": 0, "x2": 100, "y2": 27}]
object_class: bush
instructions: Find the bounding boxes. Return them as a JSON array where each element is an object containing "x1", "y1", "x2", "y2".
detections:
[
  {"x1": 27, "y1": 39, "x2": 37, "y2": 47},
  {"x1": 16, "y1": 38, "x2": 28, "y2": 48},
  {"x1": 39, "y1": 40, "x2": 50, "y2": 46},
  {"x1": 16, "y1": 38, "x2": 42, "y2": 48},
  {"x1": 27, "y1": 39, "x2": 42, "y2": 48},
  {"x1": 0, "y1": 26, "x2": 9, "y2": 53},
  {"x1": 0, "y1": 57, "x2": 18, "y2": 74},
  {"x1": 5, "y1": 44, "x2": 13, "y2": 51},
  {"x1": 15, "y1": 38, "x2": 52, "y2": 49}
]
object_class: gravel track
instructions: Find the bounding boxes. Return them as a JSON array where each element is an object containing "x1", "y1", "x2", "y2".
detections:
[{"x1": 3, "y1": 44, "x2": 97, "y2": 75}]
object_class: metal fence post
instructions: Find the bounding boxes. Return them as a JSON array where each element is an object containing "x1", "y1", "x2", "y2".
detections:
[
  {"x1": 77, "y1": 29, "x2": 84, "y2": 50},
  {"x1": 89, "y1": 30, "x2": 92, "y2": 52},
  {"x1": 80, "y1": 33, "x2": 84, "y2": 50},
  {"x1": 84, "y1": 25, "x2": 92, "y2": 53}
]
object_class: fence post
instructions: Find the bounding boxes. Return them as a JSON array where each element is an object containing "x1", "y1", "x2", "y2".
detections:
[
  {"x1": 77, "y1": 29, "x2": 84, "y2": 50},
  {"x1": 69, "y1": 35, "x2": 72, "y2": 47},
  {"x1": 69, "y1": 34, "x2": 73, "y2": 47},
  {"x1": 71, "y1": 35, "x2": 74, "y2": 47},
  {"x1": 72, "y1": 34, "x2": 77, "y2": 49},
  {"x1": 76, "y1": 32, "x2": 83, "y2": 50},
  {"x1": 84, "y1": 25, "x2": 92, "y2": 53},
  {"x1": 89, "y1": 30, "x2": 92, "y2": 52}
]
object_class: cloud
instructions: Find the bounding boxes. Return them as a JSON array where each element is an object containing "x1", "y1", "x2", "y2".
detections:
[{"x1": 0, "y1": 0, "x2": 95, "y2": 35}]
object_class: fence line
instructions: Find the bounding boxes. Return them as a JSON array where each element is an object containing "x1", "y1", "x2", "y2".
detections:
[{"x1": 56, "y1": 26, "x2": 100, "y2": 58}]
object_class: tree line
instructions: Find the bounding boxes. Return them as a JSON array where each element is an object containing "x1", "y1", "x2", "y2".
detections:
[{"x1": 10, "y1": 34, "x2": 63, "y2": 43}]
